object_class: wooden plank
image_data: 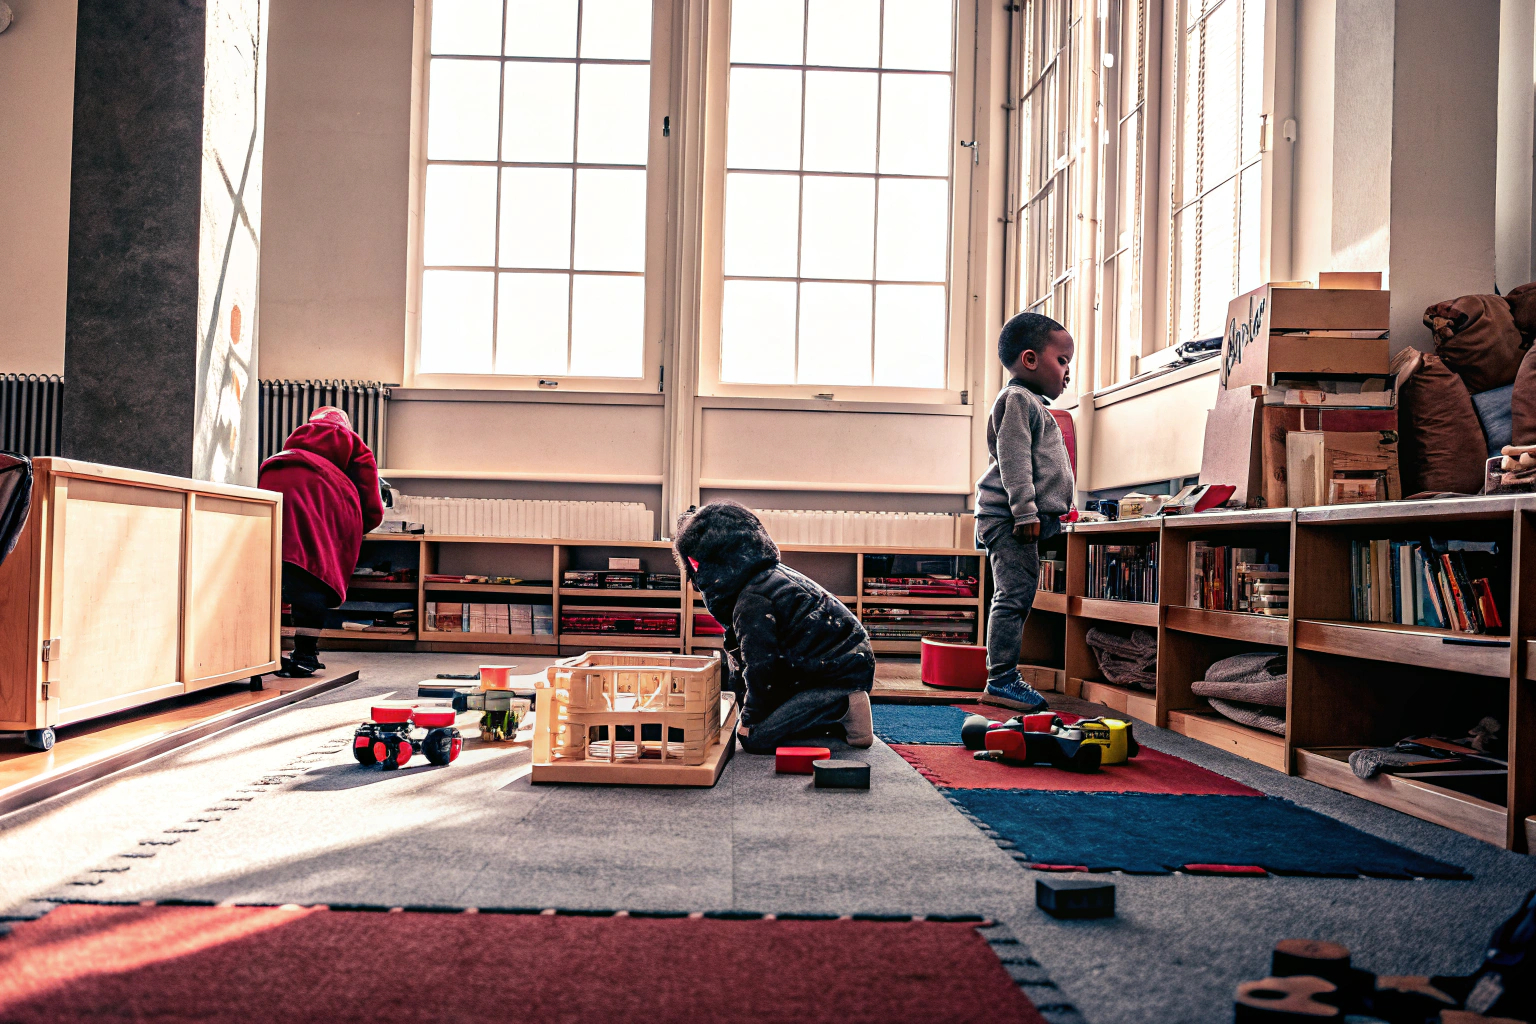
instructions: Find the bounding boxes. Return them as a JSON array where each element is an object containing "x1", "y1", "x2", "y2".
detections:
[
  {"x1": 420, "y1": 631, "x2": 552, "y2": 644},
  {"x1": 1296, "y1": 747, "x2": 1507, "y2": 847},
  {"x1": 1295, "y1": 495, "x2": 1523, "y2": 525},
  {"x1": 1069, "y1": 519, "x2": 1162, "y2": 535},
  {"x1": 558, "y1": 588, "x2": 684, "y2": 598},
  {"x1": 36, "y1": 457, "x2": 284, "y2": 504},
  {"x1": 530, "y1": 694, "x2": 738, "y2": 786},
  {"x1": 1071, "y1": 597, "x2": 1160, "y2": 627},
  {"x1": 1159, "y1": 507, "x2": 1296, "y2": 529},
  {"x1": 321, "y1": 629, "x2": 419, "y2": 641},
  {"x1": 188, "y1": 496, "x2": 280, "y2": 687},
  {"x1": 1165, "y1": 606, "x2": 1288, "y2": 644},
  {"x1": 1295, "y1": 620, "x2": 1510, "y2": 678},
  {"x1": 557, "y1": 635, "x2": 684, "y2": 649},
  {"x1": 1509, "y1": 509, "x2": 1536, "y2": 850},
  {"x1": 1076, "y1": 679, "x2": 1157, "y2": 723},
  {"x1": 1168, "y1": 709, "x2": 1287, "y2": 772},
  {"x1": 1033, "y1": 591, "x2": 1068, "y2": 614},
  {"x1": 0, "y1": 503, "x2": 41, "y2": 727}
]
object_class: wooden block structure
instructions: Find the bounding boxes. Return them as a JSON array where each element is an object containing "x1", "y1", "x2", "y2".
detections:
[{"x1": 533, "y1": 652, "x2": 722, "y2": 768}]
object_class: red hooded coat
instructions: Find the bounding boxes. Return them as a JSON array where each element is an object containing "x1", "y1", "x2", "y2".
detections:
[{"x1": 258, "y1": 412, "x2": 384, "y2": 602}]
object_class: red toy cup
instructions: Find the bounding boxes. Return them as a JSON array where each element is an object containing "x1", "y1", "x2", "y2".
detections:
[{"x1": 776, "y1": 746, "x2": 832, "y2": 774}]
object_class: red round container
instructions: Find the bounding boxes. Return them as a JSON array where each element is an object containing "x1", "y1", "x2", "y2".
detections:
[
  {"x1": 370, "y1": 704, "x2": 415, "y2": 724},
  {"x1": 413, "y1": 708, "x2": 456, "y2": 728},
  {"x1": 775, "y1": 746, "x2": 832, "y2": 774},
  {"x1": 919, "y1": 638, "x2": 988, "y2": 690},
  {"x1": 480, "y1": 665, "x2": 516, "y2": 689}
]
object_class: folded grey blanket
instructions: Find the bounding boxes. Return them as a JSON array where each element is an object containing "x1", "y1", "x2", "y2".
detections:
[
  {"x1": 1085, "y1": 626, "x2": 1157, "y2": 691},
  {"x1": 1207, "y1": 698, "x2": 1286, "y2": 736},
  {"x1": 1190, "y1": 651, "x2": 1287, "y2": 708}
]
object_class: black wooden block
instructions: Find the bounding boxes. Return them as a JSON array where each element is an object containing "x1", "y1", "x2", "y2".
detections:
[
  {"x1": 1035, "y1": 877, "x2": 1115, "y2": 919},
  {"x1": 813, "y1": 759, "x2": 870, "y2": 789}
]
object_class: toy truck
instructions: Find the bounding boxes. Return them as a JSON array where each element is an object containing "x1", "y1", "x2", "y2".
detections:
[
  {"x1": 352, "y1": 703, "x2": 462, "y2": 770},
  {"x1": 961, "y1": 712, "x2": 1139, "y2": 772}
]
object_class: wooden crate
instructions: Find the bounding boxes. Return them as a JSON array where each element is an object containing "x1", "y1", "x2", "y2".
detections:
[
  {"x1": 1221, "y1": 284, "x2": 1390, "y2": 390},
  {"x1": 532, "y1": 652, "x2": 725, "y2": 775}
]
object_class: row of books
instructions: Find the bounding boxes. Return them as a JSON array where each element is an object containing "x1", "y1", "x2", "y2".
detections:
[
  {"x1": 562, "y1": 570, "x2": 680, "y2": 590},
  {"x1": 330, "y1": 600, "x2": 415, "y2": 634},
  {"x1": 693, "y1": 613, "x2": 726, "y2": 636},
  {"x1": 1040, "y1": 559, "x2": 1065, "y2": 595},
  {"x1": 861, "y1": 608, "x2": 976, "y2": 641},
  {"x1": 352, "y1": 567, "x2": 414, "y2": 583},
  {"x1": 560, "y1": 611, "x2": 681, "y2": 636},
  {"x1": 1086, "y1": 543, "x2": 1159, "y2": 603},
  {"x1": 424, "y1": 602, "x2": 554, "y2": 635},
  {"x1": 862, "y1": 575, "x2": 978, "y2": 597},
  {"x1": 755, "y1": 509, "x2": 967, "y2": 547},
  {"x1": 1350, "y1": 538, "x2": 1506, "y2": 634},
  {"x1": 379, "y1": 496, "x2": 655, "y2": 541},
  {"x1": 423, "y1": 573, "x2": 531, "y2": 586},
  {"x1": 1186, "y1": 543, "x2": 1289, "y2": 616}
]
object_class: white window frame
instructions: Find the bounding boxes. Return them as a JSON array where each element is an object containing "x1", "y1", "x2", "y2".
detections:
[
  {"x1": 693, "y1": 0, "x2": 977, "y2": 404},
  {"x1": 405, "y1": 0, "x2": 675, "y2": 393}
]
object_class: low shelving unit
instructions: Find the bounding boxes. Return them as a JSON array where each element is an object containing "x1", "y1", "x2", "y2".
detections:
[{"x1": 1063, "y1": 518, "x2": 1161, "y2": 723}]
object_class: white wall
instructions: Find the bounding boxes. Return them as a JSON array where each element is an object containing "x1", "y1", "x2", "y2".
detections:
[
  {"x1": 1289, "y1": 0, "x2": 1335, "y2": 283},
  {"x1": 1497, "y1": 0, "x2": 1535, "y2": 291},
  {"x1": 0, "y1": 0, "x2": 76, "y2": 375}
]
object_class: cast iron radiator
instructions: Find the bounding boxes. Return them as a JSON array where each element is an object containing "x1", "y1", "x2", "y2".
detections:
[
  {"x1": 258, "y1": 380, "x2": 390, "y2": 465},
  {"x1": 0, "y1": 374, "x2": 64, "y2": 457}
]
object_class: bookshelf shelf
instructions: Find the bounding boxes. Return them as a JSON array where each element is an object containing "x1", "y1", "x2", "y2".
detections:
[
  {"x1": 420, "y1": 631, "x2": 554, "y2": 644},
  {"x1": 1294, "y1": 619, "x2": 1510, "y2": 677},
  {"x1": 1033, "y1": 591, "x2": 1068, "y2": 614},
  {"x1": 347, "y1": 580, "x2": 416, "y2": 591},
  {"x1": 1295, "y1": 746, "x2": 1508, "y2": 847},
  {"x1": 1074, "y1": 678, "x2": 1157, "y2": 723},
  {"x1": 557, "y1": 635, "x2": 684, "y2": 649},
  {"x1": 861, "y1": 596, "x2": 979, "y2": 607},
  {"x1": 870, "y1": 640, "x2": 925, "y2": 654},
  {"x1": 1167, "y1": 710, "x2": 1286, "y2": 772},
  {"x1": 1070, "y1": 597, "x2": 1159, "y2": 628},
  {"x1": 691, "y1": 635, "x2": 725, "y2": 649},
  {"x1": 558, "y1": 587, "x2": 682, "y2": 598},
  {"x1": 1164, "y1": 606, "x2": 1287, "y2": 645},
  {"x1": 321, "y1": 629, "x2": 416, "y2": 641},
  {"x1": 424, "y1": 582, "x2": 553, "y2": 595}
]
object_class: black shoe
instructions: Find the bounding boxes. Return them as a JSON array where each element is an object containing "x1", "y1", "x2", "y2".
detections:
[{"x1": 276, "y1": 656, "x2": 317, "y2": 679}]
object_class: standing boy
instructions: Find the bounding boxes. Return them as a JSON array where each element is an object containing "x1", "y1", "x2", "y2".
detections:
[{"x1": 975, "y1": 312, "x2": 1076, "y2": 710}]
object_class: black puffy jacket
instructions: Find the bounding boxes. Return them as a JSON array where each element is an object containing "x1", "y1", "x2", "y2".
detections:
[{"x1": 674, "y1": 502, "x2": 874, "y2": 726}]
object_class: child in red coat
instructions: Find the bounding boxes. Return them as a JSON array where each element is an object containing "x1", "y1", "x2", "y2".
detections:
[{"x1": 258, "y1": 407, "x2": 384, "y2": 676}]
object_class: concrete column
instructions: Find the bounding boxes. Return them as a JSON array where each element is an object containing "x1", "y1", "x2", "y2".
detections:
[
  {"x1": 1387, "y1": 0, "x2": 1499, "y2": 353},
  {"x1": 62, "y1": 0, "x2": 268, "y2": 484},
  {"x1": 1496, "y1": 0, "x2": 1535, "y2": 291}
]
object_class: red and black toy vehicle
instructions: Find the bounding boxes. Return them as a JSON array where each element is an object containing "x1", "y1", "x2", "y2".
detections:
[
  {"x1": 961, "y1": 712, "x2": 1138, "y2": 773},
  {"x1": 353, "y1": 703, "x2": 462, "y2": 770}
]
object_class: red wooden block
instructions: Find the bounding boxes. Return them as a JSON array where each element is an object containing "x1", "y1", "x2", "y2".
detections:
[{"x1": 776, "y1": 746, "x2": 832, "y2": 774}]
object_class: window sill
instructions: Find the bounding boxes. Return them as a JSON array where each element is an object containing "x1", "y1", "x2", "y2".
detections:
[
  {"x1": 694, "y1": 395, "x2": 973, "y2": 416},
  {"x1": 1090, "y1": 358, "x2": 1220, "y2": 410},
  {"x1": 390, "y1": 388, "x2": 664, "y2": 407}
]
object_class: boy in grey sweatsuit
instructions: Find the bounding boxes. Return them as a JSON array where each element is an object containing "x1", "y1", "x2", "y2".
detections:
[{"x1": 974, "y1": 311, "x2": 1076, "y2": 710}]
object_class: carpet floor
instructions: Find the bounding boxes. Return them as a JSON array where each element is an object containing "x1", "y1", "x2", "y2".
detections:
[
  {"x1": 3, "y1": 653, "x2": 1536, "y2": 1024},
  {"x1": 890, "y1": 742, "x2": 1262, "y2": 796},
  {"x1": 0, "y1": 904, "x2": 1045, "y2": 1024}
]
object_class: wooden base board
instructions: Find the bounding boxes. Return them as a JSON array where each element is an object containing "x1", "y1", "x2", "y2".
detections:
[
  {"x1": 870, "y1": 657, "x2": 981, "y2": 704},
  {"x1": 1074, "y1": 679, "x2": 1157, "y2": 724},
  {"x1": 1167, "y1": 709, "x2": 1286, "y2": 773},
  {"x1": 1020, "y1": 664, "x2": 1067, "y2": 692},
  {"x1": 0, "y1": 669, "x2": 361, "y2": 819},
  {"x1": 530, "y1": 697, "x2": 739, "y2": 787},
  {"x1": 1296, "y1": 746, "x2": 1508, "y2": 848}
]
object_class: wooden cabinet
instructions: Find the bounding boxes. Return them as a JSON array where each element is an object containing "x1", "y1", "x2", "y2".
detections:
[{"x1": 0, "y1": 459, "x2": 281, "y2": 740}]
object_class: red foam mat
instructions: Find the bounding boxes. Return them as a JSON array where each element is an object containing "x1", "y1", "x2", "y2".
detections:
[
  {"x1": 0, "y1": 905, "x2": 1048, "y2": 1024},
  {"x1": 890, "y1": 742, "x2": 1262, "y2": 796}
]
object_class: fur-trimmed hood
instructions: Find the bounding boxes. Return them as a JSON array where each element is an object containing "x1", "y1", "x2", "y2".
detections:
[{"x1": 672, "y1": 501, "x2": 780, "y2": 609}]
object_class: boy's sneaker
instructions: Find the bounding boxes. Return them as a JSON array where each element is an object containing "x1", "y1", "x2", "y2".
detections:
[
  {"x1": 840, "y1": 691, "x2": 874, "y2": 748},
  {"x1": 984, "y1": 672, "x2": 1049, "y2": 712}
]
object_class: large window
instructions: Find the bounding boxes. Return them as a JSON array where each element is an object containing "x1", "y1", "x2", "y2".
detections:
[
  {"x1": 417, "y1": 0, "x2": 663, "y2": 383},
  {"x1": 709, "y1": 0, "x2": 961, "y2": 393},
  {"x1": 1169, "y1": 0, "x2": 1265, "y2": 346},
  {"x1": 1100, "y1": 0, "x2": 1151, "y2": 384}
]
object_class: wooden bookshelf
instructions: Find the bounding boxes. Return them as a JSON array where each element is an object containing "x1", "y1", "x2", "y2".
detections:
[
  {"x1": 1168, "y1": 709, "x2": 1286, "y2": 772},
  {"x1": 425, "y1": 582, "x2": 553, "y2": 595},
  {"x1": 1294, "y1": 619, "x2": 1509, "y2": 677},
  {"x1": 1071, "y1": 597, "x2": 1159, "y2": 627}
]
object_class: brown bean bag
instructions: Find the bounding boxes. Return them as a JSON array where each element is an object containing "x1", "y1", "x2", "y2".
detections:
[
  {"x1": 1513, "y1": 345, "x2": 1536, "y2": 447},
  {"x1": 1424, "y1": 294, "x2": 1525, "y2": 393},
  {"x1": 1393, "y1": 346, "x2": 1487, "y2": 495},
  {"x1": 1507, "y1": 282, "x2": 1536, "y2": 344}
]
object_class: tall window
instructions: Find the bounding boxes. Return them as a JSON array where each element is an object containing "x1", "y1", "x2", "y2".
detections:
[
  {"x1": 715, "y1": 0, "x2": 958, "y2": 390},
  {"x1": 1169, "y1": 0, "x2": 1265, "y2": 347},
  {"x1": 1014, "y1": 0, "x2": 1081, "y2": 358},
  {"x1": 1101, "y1": 0, "x2": 1150, "y2": 384},
  {"x1": 418, "y1": 0, "x2": 660, "y2": 381}
]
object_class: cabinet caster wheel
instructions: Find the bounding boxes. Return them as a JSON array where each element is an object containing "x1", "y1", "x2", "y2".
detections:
[{"x1": 25, "y1": 728, "x2": 55, "y2": 752}]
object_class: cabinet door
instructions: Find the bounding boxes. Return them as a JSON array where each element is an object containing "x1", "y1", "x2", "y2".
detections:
[{"x1": 185, "y1": 495, "x2": 279, "y2": 688}]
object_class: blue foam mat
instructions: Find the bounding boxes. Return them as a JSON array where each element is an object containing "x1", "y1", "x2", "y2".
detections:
[
  {"x1": 873, "y1": 704, "x2": 975, "y2": 745},
  {"x1": 945, "y1": 790, "x2": 1469, "y2": 879}
]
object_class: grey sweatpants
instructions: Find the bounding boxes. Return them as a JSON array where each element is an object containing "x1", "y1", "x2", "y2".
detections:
[
  {"x1": 977, "y1": 516, "x2": 1057, "y2": 683},
  {"x1": 738, "y1": 687, "x2": 858, "y2": 754}
]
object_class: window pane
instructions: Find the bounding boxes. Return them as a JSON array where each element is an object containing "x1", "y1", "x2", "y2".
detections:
[
  {"x1": 506, "y1": 0, "x2": 577, "y2": 57},
  {"x1": 1240, "y1": 0, "x2": 1265, "y2": 162},
  {"x1": 579, "y1": 0, "x2": 653, "y2": 60},
  {"x1": 878, "y1": 72, "x2": 951, "y2": 176},
  {"x1": 571, "y1": 275, "x2": 645, "y2": 376},
  {"x1": 577, "y1": 63, "x2": 652, "y2": 165},
  {"x1": 731, "y1": 0, "x2": 804, "y2": 64},
  {"x1": 798, "y1": 282, "x2": 873, "y2": 385},
  {"x1": 801, "y1": 71, "x2": 878, "y2": 173},
  {"x1": 420, "y1": 270, "x2": 495, "y2": 373},
  {"x1": 1201, "y1": 1, "x2": 1239, "y2": 180},
  {"x1": 724, "y1": 172, "x2": 800, "y2": 277},
  {"x1": 428, "y1": 58, "x2": 501, "y2": 160},
  {"x1": 876, "y1": 177, "x2": 948, "y2": 282},
  {"x1": 573, "y1": 168, "x2": 647, "y2": 271},
  {"x1": 432, "y1": 0, "x2": 503, "y2": 55},
  {"x1": 1237, "y1": 162, "x2": 1263, "y2": 295},
  {"x1": 499, "y1": 167, "x2": 572, "y2": 269},
  {"x1": 1173, "y1": 205, "x2": 1196, "y2": 344},
  {"x1": 721, "y1": 280, "x2": 797, "y2": 383},
  {"x1": 882, "y1": 0, "x2": 953, "y2": 71},
  {"x1": 1179, "y1": 22, "x2": 1199, "y2": 203},
  {"x1": 800, "y1": 175, "x2": 874, "y2": 279},
  {"x1": 1197, "y1": 178, "x2": 1235, "y2": 338},
  {"x1": 874, "y1": 284, "x2": 945, "y2": 387},
  {"x1": 726, "y1": 68, "x2": 803, "y2": 170},
  {"x1": 424, "y1": 165, "x2": 498, "y2": 266},
  {"x1": 502, "y1": 62, "x2": 577, "y2": 162},
  {"x1": 805, "y1": 0, "x2": 879, "y2": 68},
  {"x1": 496, "y1": 272, "x2": 569, "y2": 374}
]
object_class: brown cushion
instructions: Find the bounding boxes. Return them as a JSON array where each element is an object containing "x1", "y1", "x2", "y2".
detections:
[
  {"x1": 1508, "y1": 282, "x2": 1536, "y2": 344},
  {"x1": 1424, "y1": 294, "x2": 1525, "y2": 393},
  {"x1": 1393, "y1": 347, "x2": 1487, "y2": 495},
  {"x1": 1513, "y1": 345, "x2": 1536, "y2": 447}
]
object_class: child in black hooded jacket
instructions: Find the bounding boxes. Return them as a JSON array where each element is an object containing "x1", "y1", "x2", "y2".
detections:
[{"x1": 674, "y1": 501, "x2": 874, "y2": 754}]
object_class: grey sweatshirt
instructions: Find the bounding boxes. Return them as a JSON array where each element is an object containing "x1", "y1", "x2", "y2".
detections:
[{"x1": 975, "y1": 378, "x2": 1075, "y2": 525}]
